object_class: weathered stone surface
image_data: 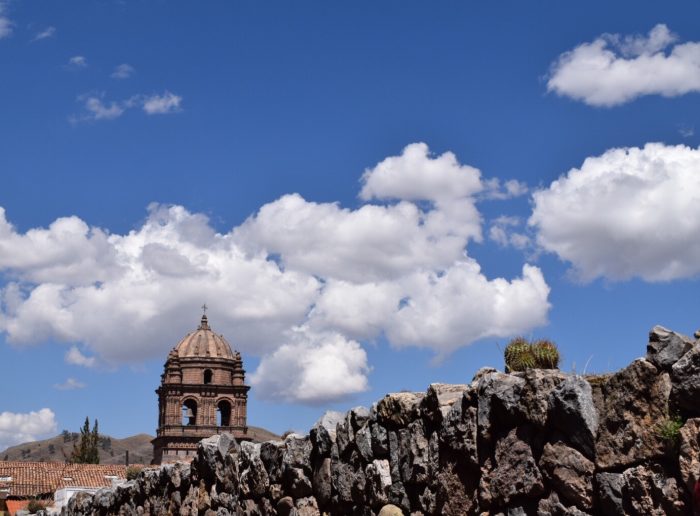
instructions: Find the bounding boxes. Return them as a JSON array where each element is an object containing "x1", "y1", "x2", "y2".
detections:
[
  {"x1": 376, "y1": 392, "x2": 425, "y2": 428},
  {"x1": 371, "y1": 422, "x2": 389, "y2": 457},
  {"x1": 537, "y1": 491, "x2": 593, "y2": 515},
  {"x1": 311, "y1": 457, "x2": 331, "y2": 507},
  {"x1": 309, "y1": 411, "x2": 343, "y2": 458},
  {"x1": 420, "y1": 383, "x2": 468, "y2": 427},
  {"x1": 397, "y1": 419, "x2": 429, "y2": 486},
  {"x1": 260, "y1": 441, "x2": 285, "y2": 483},
  {"x1": 295, "y1": 496, "x2": 320, "y2": 516},
  {"x1": 471, "y1": 366, "x2": 497, "y2": 384},
  {"x1": 349, "y1": 406, "x2": 370, "y2": 431},
  {"x1": 548, "y1": 376, "x2": 598, "y2": 459},
  {"x1": 336, "y1": 417, "x2": 353, "y2": 457},
  {"x1": 435, "y1": 461, "x2": 476, "y2": 516},
  {"x1": 516, "y1": 368, "x2": 567, "y2": 429},
  {"x1": 355, "y1": 423, "x2": 374, "y2": 462},
  {"x1": 679, "y1": 417, "x2": 700, "y2": 492},
  {"x1": 283, "y1": 434, "x2": 312, "y2": 475},
  {"x1": 439, "y1": 391, "x2": 478, "y2": 467},
  {"x1": 477, "y1": 372, "x2": 526, "y2": 441},
  {"x1": 365, "y1": 459, "x2": 392, "y2": 508},
  {"x1": 646, "y1": 325, "x2": 693, "y2": 371},
  {"x1": 331, "y1": 461, "x2": 355, "y2": 505},
  {"x1": 539, "y1": 441, "x2": 594, "y2": 510},
  {"x1": 488, "y1": 427, "x2": 544, "y2": 504},
  {"x1": 671, "y1": 345, "x2": 700, "y2": 414},
  {"x1": 276, "y1": 496, "x2": 295, "y2": 516},
  {"x1": 622, "y1": 463, "x2": 688, "y2": 515},
  {"x1": 284, "y1": 467, "x2": 312, "y2": 499},
  {"x1": 596, "y1": 472, "x2": 624, "y2": 516},
  {"x1": 240, "y1": 442, "x2": 269, "y2": 499},
  {"x1": 595, "y1": 359, "x2": 670, "y2": 470},
  {"x1": 378, "y1": 504, "x2": 403, "y2": 516}
]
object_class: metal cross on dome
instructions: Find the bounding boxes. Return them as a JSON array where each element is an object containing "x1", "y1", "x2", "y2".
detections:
[{"x1": 201, "y1": 303, "x2": 208, "y2": 315}]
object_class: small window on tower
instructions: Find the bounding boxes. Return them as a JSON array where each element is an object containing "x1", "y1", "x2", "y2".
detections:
[{"x1": 203, "y1": 369, "x2": 213, "y2": 384}]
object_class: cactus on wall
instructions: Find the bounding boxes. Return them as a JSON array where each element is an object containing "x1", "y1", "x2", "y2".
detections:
[{"x1": 504, "y1": 337, "x2": 560, "y2": 372}]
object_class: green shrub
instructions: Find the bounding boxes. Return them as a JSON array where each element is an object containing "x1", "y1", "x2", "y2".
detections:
[
  {"x1": 532, "y1": 339, "x2": 561, "y2": 369},
  {"x1": 504, "y1": 337, "x2": 561, "y2": 372},
  {"x1": 504, "y1": 337, "x2": 535, "y2": 372},
  {"x1": 26, "y1": 498, "x2": 44, "y2": 513},
  {"x1": 656, "y1": 414, "x2": 684, "y2": 447},
  {"x1": 126, "y1": 465, "x2": 144, "y2": 481}
]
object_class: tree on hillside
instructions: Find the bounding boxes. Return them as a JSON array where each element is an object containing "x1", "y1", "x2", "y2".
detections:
[{"x1": 70, "y1": 417, "x2": 100, "y2": 464}]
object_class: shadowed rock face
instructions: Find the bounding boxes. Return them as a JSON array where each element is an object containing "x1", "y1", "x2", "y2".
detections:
[{"x1": 65, "y1": 325, "x2": 699, "y2": 516}]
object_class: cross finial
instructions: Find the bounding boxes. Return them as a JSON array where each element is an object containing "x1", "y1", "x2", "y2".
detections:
[{"x1": 202, "y1": 303, "x2": 208, "y2": 315}]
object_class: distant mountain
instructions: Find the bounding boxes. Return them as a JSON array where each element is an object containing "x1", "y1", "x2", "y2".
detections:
[{"x1": 0, "y1": 426, "x2": 280, "y2": 465}]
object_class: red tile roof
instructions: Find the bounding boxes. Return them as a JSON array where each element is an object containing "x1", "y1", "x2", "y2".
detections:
[{"x1": 0, "y1": 461, "x2": 146, "y2": 498}]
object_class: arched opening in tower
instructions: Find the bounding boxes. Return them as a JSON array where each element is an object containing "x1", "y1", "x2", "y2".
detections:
[
  {"x1": 182, "y1": 399, "x2": 197, "y2": 426},
  {"x1": 217, "y1": 400, "x2": 232, "y2": 427},
  {"x1": 203, "y1": 369, "x2": 213, "y2": 384}
]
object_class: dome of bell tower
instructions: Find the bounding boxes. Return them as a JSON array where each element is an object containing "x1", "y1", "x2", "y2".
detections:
[{"x1": 173, "y1": 314, "x2": 236, "y2": 359}]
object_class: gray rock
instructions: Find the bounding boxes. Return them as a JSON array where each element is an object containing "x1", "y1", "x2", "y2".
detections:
[
  {"x1": 378, "y1": 504, "x2": 403, "y2": 516},
  {"x1": 596, "y1": 359, "x2": 670, "y2": 470},
  {"x1": 295, "y1": 496, "x2": 320, "y2": 516},
  {"x1": 516, "y1": 368, "x2": 567, "y2": 428},
  {"x1": 679, "y1": 417, "x2": 700, "y2": 492},
  {"x1": 349, "y1": 406, "x2": 370, "y2": 430},
  {"x1": 622, "y1": 463, "x2": 689, "y2": 515},
  {"x1": 284, "y1": 466, "x2": 313, "y2": 498},
  {"x1": 336, "y1": 417, "x2": 354, "y2": 457},
  {"x1": 310, "y1": 410, "x2": 343, "y2": 458},
  {"x1": 371, "y1": 422, "x2": 390, "y2": 457},
  {"x1": 537, "y1": 491, "x2": 593, "y2": 515},
  {"x1": 438, "y1": 390, "x2": 478, "y2": 467},
  {"x1": 548, "y1": 376, "x2": 598, "y2": 459},
  {"x1": 376, "y1": 392, "x2": 425, "y2": 428},
  {"x1": 260, "y1": 441, "x2": 285, "y2": 483},
  {"x1": 331, "y1": 461, "x2": 355, "y2": 505},
  {"x1": 365, "y1": 459, "x2": 392, "y2": 508},
  {"x1": 487, "y1": 427, "x2": 544, "y2": 505},
  {"x1": 276, "y1": 496, "x2": 295, "y2": 516},
  {"x1": 477, "y1": 372, "x2": 525, "y2": 442},
  {"x1": 356, "y1": 423, "x2": 374, "y2": 462},
  {"x1": 312, "y1": 457, "x2": 331, "y2": 507},
  {"x1": 435, "y1": 461, "x2": 477, "y2": 516},
  {"x1": 539, "y1": 441, "x2": 594, "y2": 510},
  {"x1": 471, "y1": 366, "x2": 497, "y2": 384},
  {"x1": 672, "y1": 345, "x2": 700, "y2": 414},
  {"x1": 420, "y1": 383, "x2": 468, "y2": 427},
  {"x1": 283, "y1": 433, "x2": 312, "y2": 474},
  {"x1": 596, "y1": 472, "x2": 625, "y2": 516},
  {"x1": 646, "y1": 325, "x2": 693, "y2": 370}
]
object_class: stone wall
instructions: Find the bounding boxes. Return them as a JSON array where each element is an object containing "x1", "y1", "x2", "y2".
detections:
[{"x1": 65, "y1": 326, "x2": 700, "y2": 515}]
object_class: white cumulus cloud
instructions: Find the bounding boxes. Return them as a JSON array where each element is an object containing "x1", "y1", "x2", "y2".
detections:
[
  {"x1": 67, "y1": 55, "x2": 87, "y2": 69},
  {"x1": 71, "y1": 90, "x2": 183, "y2": 123},
  {"x1": 250, "y1": 328, "x2": 370, "y2": 404},
  {"x1": 65, "y1": 346, "x2": 96, "y2": 368},
  {"x1": 0, "y1": 409, "x2": 57, "y2": 450},
  {"x1": 111, "y1": 63, "x2": 134, "y2": 79},
  {"x1": 0, "y1": 2, "x2": 12, "y2": 40},
  {"x1": 547, "y1": 24, "x2": 700, "y2": 106},
  {"x1": 530, "y1": 142, "x2": 700, "y2": 282},
  {"x1": 53, "y1": 378, "x2": 86, "y2": 390},
  {"x1": 32, "y1": 26, "x2": 56, "y2": 41},
  {"x1": 142, "y1": 91, "x2": 182, "y2": 115},
  {"x1": 0, "y1": 143, "x2": 550, "y2": 403}
]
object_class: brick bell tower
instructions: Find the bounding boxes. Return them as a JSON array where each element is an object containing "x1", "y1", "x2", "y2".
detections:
[{"x1": 152, "y1": 309, "x2": 250, "y2": 464}]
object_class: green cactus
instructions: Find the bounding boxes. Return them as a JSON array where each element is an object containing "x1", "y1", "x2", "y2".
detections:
[
  {"x1": 504, "y1": 337, "x2": 535, "y2": 372},
  {"x1": 532, "y1": 339, "x2": 560, "y2": 369}
]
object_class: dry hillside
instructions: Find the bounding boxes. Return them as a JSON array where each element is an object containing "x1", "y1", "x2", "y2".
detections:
[{"x1": 0, "y1": 426, "x2": 279, "y2": 465}]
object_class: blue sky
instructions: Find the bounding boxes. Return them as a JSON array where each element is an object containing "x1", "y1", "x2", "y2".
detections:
[{"x1": 2, "y1": 1, "x2": 700, "y2": 448}]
